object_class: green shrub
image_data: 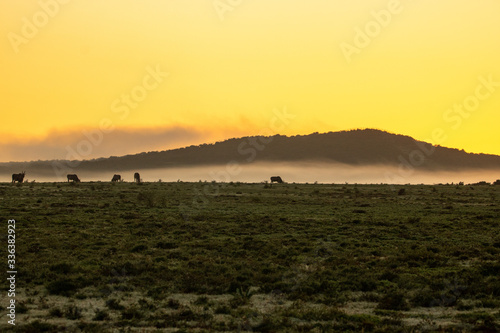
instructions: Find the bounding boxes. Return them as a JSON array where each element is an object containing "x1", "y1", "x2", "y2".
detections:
[
  {"x1": 15, "y1": 320, "x2": 60, "y2": 332},
  {"x1": 76, "y1": 322, "x2": 108, "y2": 332},
  {"x1": 410, "y1": 288, "x2": 438, "y2": 307},
  {"x1": 93, "y1": 308, "x2": 110, "y2": 321},
  {"x1": 17, "y1": 301, "x2": 29, "y2": 314},
  {"x1": 157, "y1": 241, "x2": 178, "y2": 249},
  {"x1": 46, "y1": 279, "x2": 79, "y2": 296},
  {"x1": 166, "y1": 298, "x2": 180, "y2": 309},
  {"x1": 214, "y1": 304, "x2": 231, "y2": 314},
  {"x1": 360, "y1": 278, "x2": 377, "y2": 292},
  {"x1": 193, "y1": 296, "x2": 209, "y2": 306},
  {"x1": 49, "y1": 262, "x2": 73, "y2": 274},
  {"x1": 169, "y1": 308, "x2": 197, "y2": 321},
  {"x1": 65, "y1": 305, "x2": 82, "y2": 320},
  {"x1": 230, "y1": 286, "x2": 255, "y2": 307},
  {"x1": 456, "y1": 312, "x2": 498, "y2": 331},
  {"x1": 480, "y1": 298, "x2": 500, "y2": 308},
  {"x1": 106, "y1": 298, "x2": 124, "y2": 310},
  {"x1": 49, "y1": 307, "x2": 63, "y2": 318},
  {"x1": 130, "y1": 244, "x2": 148, "y2": 253},
  {"x1": 377, "y1": 291, "x2": 410, "y2": 311},
  {"x1": 121, "y1": 306, "x2": 144, "y2": 320}
]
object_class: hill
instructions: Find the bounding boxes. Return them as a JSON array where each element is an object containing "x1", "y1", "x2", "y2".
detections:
[{"x1": 1, "y1": 129, "x2": 500, "y2": 176}]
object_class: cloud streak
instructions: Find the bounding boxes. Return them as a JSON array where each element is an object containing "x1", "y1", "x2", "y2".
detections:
[{"x1": 0, "y1": 126, "x2": 208, "y2": 163}]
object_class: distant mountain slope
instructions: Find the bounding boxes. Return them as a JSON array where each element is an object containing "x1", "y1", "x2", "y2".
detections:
[{"x1": 1, "y1": 129, "x2": 500, "y2": 176}]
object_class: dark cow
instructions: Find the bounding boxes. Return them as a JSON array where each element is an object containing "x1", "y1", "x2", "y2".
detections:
[
  {"x1": 134, "y1": 172, "x2": 141, "y2": 183},
  {"x1": 111, "y1": 174, "x2": 121, "y2": 182},
  {"x1": 67, "y1": 174, "x2": 81, "y2": 183},
  {"x1": 12, "y1": 172, "x2": 25, "y2": 183},
  {"x1": 270, "y1": 176, "x2": 283, "y2": 183}
]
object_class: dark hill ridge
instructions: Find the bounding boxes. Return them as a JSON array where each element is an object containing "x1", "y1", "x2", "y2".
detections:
[{"x1": 1, "y1": 129, "x2": 500, "y2": 176}]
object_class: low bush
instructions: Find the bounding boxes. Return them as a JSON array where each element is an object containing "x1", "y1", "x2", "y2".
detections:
[
  {"x1": 46, "y1": 279, "x2": 79, "y2": 296},
  {"x1": 106, "y1": 298, "x2": 124, "y2": 310},
  {"x1": 376, "y1": 291, "x2": 410, "y2": 311},
  {"x1": 65, "y1": 305, "x2": 82, "y2": 320},
  {"x1": 93, "y1": 308, "x2": 110, "y2": 321}
]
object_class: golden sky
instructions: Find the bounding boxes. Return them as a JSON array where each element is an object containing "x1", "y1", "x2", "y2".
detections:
[{"x1": 1, "y1": 0, "x2": 499, "y2": 162}]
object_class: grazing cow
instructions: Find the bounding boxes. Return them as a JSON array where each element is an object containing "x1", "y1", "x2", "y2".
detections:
[
  {"x1": 67, "y1": 174, "x2": 80, "y2": 183},
  {"x1": 270, "y1": 176, "x2": 284, "y2": 184},
  {"x1": 134, "y1": 172, "x2": 141, "y2": 183},
  {"x1": 111, "y1": 174, "x2": 121, "y2": 182},
  {"x1": 12, "y1": 172, "x2": 25, "y2": 183}
]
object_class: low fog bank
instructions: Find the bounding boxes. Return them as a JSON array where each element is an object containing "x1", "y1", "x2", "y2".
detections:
[{"x1": 2, "y1": 162, "x2": 499, "y2": 185}]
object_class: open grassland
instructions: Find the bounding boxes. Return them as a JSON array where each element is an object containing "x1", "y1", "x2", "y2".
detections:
[{"x1": 1, "y1": 181, "x2": 499, "y2": 332}]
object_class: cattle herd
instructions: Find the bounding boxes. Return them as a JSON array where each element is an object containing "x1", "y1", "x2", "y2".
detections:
[
  {"x1": 10, "y1": 172, "x2": 285, "y2": 184},
  {"x1": 62, "y1": 173, "x2": 140, "y2": 183},
  {"x1": 10, "y1": 171, "x2": 142, "y2": 183}
]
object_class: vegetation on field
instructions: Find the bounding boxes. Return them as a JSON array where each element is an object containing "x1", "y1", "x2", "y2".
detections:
[{"x1": 1, "y1": 181, "x2": 499, "y2": 332}]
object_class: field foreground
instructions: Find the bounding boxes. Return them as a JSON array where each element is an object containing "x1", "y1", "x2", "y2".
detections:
[{"x1": 1, "y1": 182, "x2": 499, "y2": 332}]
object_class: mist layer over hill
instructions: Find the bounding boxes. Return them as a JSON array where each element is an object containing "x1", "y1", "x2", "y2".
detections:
[
  {"x1": 8, "y1": 163, "x2": 493, "y2": 185},
  {"x1": 1, "y1": 129, "x2": 499, "y2": 183}
]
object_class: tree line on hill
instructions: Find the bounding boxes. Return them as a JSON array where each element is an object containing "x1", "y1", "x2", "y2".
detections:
[{"x1": 1, "y1": 129, "x2": 499, "y2": 176}]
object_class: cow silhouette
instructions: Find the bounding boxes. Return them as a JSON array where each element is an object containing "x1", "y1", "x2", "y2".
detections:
[
  {"x1": 270, "y1": 176, "x2": 283, "y2": 183},
  {"x1": 111, "y1": 174, "x2": 121, "y2": 182},
  {"x1": 134, "y1": 172, "x2": 141, "y2": 183},
  {"x1": 12, "y1": 172, "x2": 25, "y2": 183},
  {"x1": 67, "y1": 174, "x2": 80, "y2": 183}
]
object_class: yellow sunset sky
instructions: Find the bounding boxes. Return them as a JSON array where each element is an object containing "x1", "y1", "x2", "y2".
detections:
[{"x1": 1, "y1": 0, "x2": 499, "y2": 162}]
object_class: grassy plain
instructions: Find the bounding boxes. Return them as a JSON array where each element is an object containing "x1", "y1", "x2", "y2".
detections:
[{"x1": 1, "y1": 181, "x2": 499, "y2": 332}]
